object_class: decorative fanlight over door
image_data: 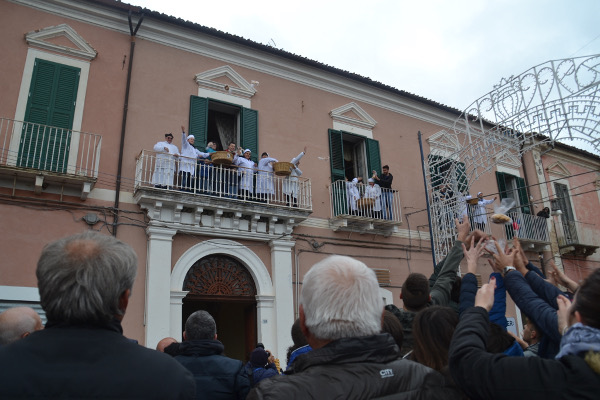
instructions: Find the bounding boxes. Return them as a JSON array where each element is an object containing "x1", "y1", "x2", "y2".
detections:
[{"x1": 183, "y1": 255, "x2": 256, "y2": 296}]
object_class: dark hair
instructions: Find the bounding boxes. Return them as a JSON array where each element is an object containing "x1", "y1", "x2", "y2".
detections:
[
  {"x1": 524, "y1": 316, "x2": 542, "y2": 338},
  {"x1": 412, "y1": 306, "x2": 458, "y2": 371},
  {"x1": 382, "y1": 310, "x2": 404, "y2": 349},
  {"x1": 185, "y1": 310, "x2": 216, "y2": 340},
  {"x1": 261, "y1": 152, "x2": 269, "y2": 157},
  {"x1": 286, "y1": 318, "x2": 308, "y2": 365},
  {"x1": 573, "y1": 268, "x2": 600, "y2": 329},
  {"x1": 402, "y1": 273, "x2": 430, "y2": 311},
  {"x1": 486, "y1": 323, "x2": 515, "y2": 353},
  {"x1": 382, "y1": 165, "x2": 389, "y2": 170}
]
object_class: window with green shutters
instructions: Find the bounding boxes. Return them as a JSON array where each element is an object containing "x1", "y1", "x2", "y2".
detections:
[
  {"x1": 328, "y1": 129, "x2": 381, "y2": 183},
  {"x1": 495, "y1": 171, "x2": 530, "y2": 214},
  {"x1": 18, "y1": 58, "x2": 80, "y2": 173},
  {"x1": 188, "y1": 95, "x2": 259, "y2": 162}
]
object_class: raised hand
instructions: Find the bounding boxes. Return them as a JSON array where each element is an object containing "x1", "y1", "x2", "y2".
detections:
[
  {"x1": 455, "y1": 215, "x2": 470, "y2": 243},
  {"x1": 462, "y1": 235, "x2": 487, "y2": 275},
  {"x1": 557, "y1": 295, "x2": 573, "y2": 336},
  {"x1": 475, "y1": 277, "x2": 496, "y2": 311}
]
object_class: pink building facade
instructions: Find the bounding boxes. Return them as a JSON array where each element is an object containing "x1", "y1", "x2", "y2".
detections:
[{"x1": 2, "y1": 0, "x2": 596, "y2": 360}]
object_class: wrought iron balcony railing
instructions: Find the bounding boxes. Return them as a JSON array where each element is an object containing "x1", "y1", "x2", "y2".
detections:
[
  {"x1": 329, "y1": 180, "x2": 402, "y2": 223},
  {"x1": 135, "y1": 150, "x2": 313, "y2": 211},
  {"x1": 0, "y1": 117, "x2": 101, "y2": 178}
]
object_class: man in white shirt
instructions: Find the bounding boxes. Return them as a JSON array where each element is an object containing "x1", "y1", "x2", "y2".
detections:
[{"x1": 152, "y1": 133, "x2": 179, "y2": 189}]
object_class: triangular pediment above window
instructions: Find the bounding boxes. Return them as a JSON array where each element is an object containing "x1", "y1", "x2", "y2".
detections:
[
  {"x1": 427, "y1": 130, "x2": 460, "y2": 154},
  {"x1": 495, "y1": 149, "x2": 522, "y2": 168},
  {"x1": 546, "y1": 161, "x2": 571, "y2": 177},
  {"x1": 26, "y1": 24, "x2": 97, "y2": 60},
  {"x1": 330, "y1": 102, "x2": 377, "y2": 130},
  {"x1": 195, "y1": 65, "x2": 257, "y2": 100}
]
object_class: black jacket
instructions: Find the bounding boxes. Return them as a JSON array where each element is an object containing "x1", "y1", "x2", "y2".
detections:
[
  {"x1": 449, "y1": 307, "x2": 600, "y2": 400},
  {"x1": 248, "y1": 333, "x2": 457, "y2": 400},
  {"x1": 175, "y1": 339, "x2": 250, "y2": 400},
  {"x1": 0, "y1": 320, "x2": 195, "y2": 399}
]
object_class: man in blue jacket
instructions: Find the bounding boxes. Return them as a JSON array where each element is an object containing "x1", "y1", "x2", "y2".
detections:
[{"x1": 176, "y1": 310, "x2": 250, "y2": 400}]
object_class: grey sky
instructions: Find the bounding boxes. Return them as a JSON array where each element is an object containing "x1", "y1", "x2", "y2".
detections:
[
  {"x1": 127, "y1": 0, "x2": 600, "y2": 153},
  {"x1": 127, "y1": 0, "x2": 599, "y2": 109}
]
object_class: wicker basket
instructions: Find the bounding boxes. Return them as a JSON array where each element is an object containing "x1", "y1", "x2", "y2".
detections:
[
  {"x1": 357, "y1": 198, "x2": 375, "y2": 209},
  {"x1": 273, "y1": 162, "x2": 294, "y2": 176},
  {"x1": 466, "y1": 198, "x2": 479, "y2": 205},
  {"x1": 211, "y1": 151, "x2": 233, "y2": 165}
]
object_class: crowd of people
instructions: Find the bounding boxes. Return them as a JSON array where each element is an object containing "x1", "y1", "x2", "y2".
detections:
[
  {"x1": 0, "y1": 220, "x2": 598, "y2": 398},
  {"x1": 150, "y1": 129, "x2": 306, "y2": 206}
]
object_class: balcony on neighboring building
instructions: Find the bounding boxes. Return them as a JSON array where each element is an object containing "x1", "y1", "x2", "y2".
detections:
[
  {"x1": 328, "y1": 180, "x2": 402, "y2": 236},
  {"x1": 133, "y1": 150, "x2": 312, "y2": 240},
  {"x1": 503, "y1": 211, "x2": 551, "y2": 251},
  {"x1": 555, "y1": 219, "x2": 599, "y2": 257},
  {"x1": 0, "y1": 117, "x2": 101, "y2": 199}
]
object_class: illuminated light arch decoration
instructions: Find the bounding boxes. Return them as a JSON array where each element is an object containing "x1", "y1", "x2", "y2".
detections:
[{"x1": 426, "y1": 54, "x2": 600, "y2": 261}]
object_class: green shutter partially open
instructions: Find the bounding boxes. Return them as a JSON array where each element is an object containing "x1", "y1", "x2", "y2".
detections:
[
  {"x1": 366, "y1": 138, "x2": 381, "y2": 177},
  {"x1": 189, "y1": 96, "x2": 208, "y2": 149},
  {"x1": 516, "y1": 176, "x2": 530, "y2": 214},
  {"x1": 241, "y1": 107, "x2": 258, "y2": 163},
  {"x1": 328, "y1": 129, "x2": 345, "y2": 183},
  {"x1": 18, "y1": 59, "x2": 79, "y2": 173}
]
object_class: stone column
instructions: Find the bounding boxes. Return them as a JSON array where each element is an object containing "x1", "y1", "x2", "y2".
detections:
[
  {"x1": 169, "y1": 290, "x2": 188, "y2": 341},
  {"x1": 269, "y1": 239, "x2": 295, "y2": 362},
  {"x1": 255, "y1": 294, "x2": 276, "y2": 353},
  {"x1": 145, "y1": 226, "x2": 177, "y2": 349}
]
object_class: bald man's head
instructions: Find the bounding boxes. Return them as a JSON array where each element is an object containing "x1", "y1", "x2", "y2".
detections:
[
  {"x1": 156, "y1": 337, "x2": 178, "y2": 353},
  {"x1": 0, "y1": 307, "x2": 43, "y2": 345}
]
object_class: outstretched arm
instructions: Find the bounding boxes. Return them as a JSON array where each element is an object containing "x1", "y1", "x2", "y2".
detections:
[{"x1": 430, "y1": 216, "x2": 470, "y2": 305}]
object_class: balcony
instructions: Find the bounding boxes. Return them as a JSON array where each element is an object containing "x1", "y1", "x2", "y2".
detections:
[
  {"x1": 504, "y1": 211, "x2": 551, "y2": 251},
  {"x1": 133, "y1": 150, "x2": 312, "y2": 240},
  {"x1": 329, "y1": 180, "x2": 402, "y2": 236},
  {"x1": 0, "y1": 117, "x2": 101, "y2": 199},
  {"x1": 555, "y1": 219, "x2": 599, "y2": 257}
]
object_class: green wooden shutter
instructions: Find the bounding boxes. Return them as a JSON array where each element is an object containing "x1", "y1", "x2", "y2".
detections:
[
  {"x1": 516, "y1": 176, "x2": 530, "y2": 214},
  {"x1": 366, "y1": 138, "x2": 381, "y2": 177},
  {"x1": 189, "y1": 96, "x2": 208, "y2": 149},
  {"x1": 495, "y1": 172, "x2": 508, "y2": 198},
  {"x1": 241, "y1": 107, "x2": 258, "y2": 163},
  {"x1": 328, "y1": 129, "x2": 345, "y2": 183},
  {"x1": 18, "y1": 59, "x2": 79, "y2": 173},
  {"x1": 328, "y1": 129, "x2": 347, "y2": 216}
]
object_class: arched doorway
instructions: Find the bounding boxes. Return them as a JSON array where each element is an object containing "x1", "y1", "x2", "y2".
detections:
[{"x1": 182, "y1": 254, "x2": 257, "y2": 362}]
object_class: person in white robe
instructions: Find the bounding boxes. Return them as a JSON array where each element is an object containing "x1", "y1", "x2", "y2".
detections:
[
  {"x1": 179, "y1": 127, "x2": 210, "y2": 192},
  {"x1": 283, "y1": 147, "x2": 307, "y2": 207},
  {"x1": 364, "y1": 178, "x2": 382, "y2": 218},
  {"x1": 235, "y1": 149, "x2": 256, "y2": 199},
  {"x1": 256, "y1": 152, "x2": 278, "y2": 203},
  {"x1": 473, "y1": 191, "x2": 497, "y2": 231},
  {"x1": 152, "y1": 132, "x2": 179, "y2": 188},
  {"x1": 345, "y1": 177, "x2": 362, "y2": 215}
]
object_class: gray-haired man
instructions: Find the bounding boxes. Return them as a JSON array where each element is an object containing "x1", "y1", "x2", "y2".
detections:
[
  {"x1": 0, "y1": 231, "x2": 195, "y2": 399},
  {"x1": 248, "y1": 255, "x2": 451, "y2": 399}
]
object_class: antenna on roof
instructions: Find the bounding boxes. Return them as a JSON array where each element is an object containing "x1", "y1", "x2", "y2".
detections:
[{"x1": 268, "y1": 38, "x2": 276, "y2": 47}]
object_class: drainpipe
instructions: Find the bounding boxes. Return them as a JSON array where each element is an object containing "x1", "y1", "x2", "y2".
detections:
[{"x1": 113, "y1": 11, "x2": 144, "y2": 237}]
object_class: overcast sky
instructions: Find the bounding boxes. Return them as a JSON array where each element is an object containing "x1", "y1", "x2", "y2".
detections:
[{"x1": 127, "y1": 0, "x2": 599, "y2": 153}]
